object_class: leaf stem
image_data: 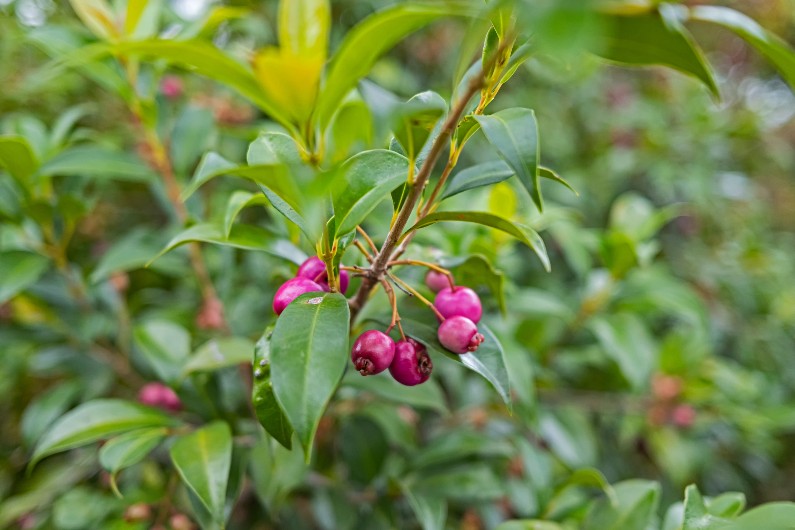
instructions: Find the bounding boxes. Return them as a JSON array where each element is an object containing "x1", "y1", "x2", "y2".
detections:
[{"x1": 387, "y1": 273, "x2": 445, "y2": 322}]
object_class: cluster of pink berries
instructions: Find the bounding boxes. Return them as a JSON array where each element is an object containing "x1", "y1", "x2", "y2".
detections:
[
  {"x1": 349, "y1": 270, "x2": 485, "y2": 386},
  {"x1": 272, "y1": 256, "x2": 350, "y2": 315}
]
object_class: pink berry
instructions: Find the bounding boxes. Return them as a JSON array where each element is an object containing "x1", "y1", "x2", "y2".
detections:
[
  {"x1": 272, "y1": 277, "x2": 323, "y2": 315},
  {"x1": 425, "y1": 270, "x2": 450, "y2": 293},
  {"x1": 138, "y1": 383, "x2": 181, "y2": 412},
  {"x1": 671, "y1": 404, "x2": 696, "y2": 428},
  {"x1": 160, "y1": 75, "x2": 183, "y2": 99},
  {"x1": 434, "y1": 286, "x2": 482, "y2": 323},
  {"x1": 389, "y1": 338, "x2": 433, "y2": 386},
  {"x1": 437, "y1": 316, "x2": 484, "y2": 354},
  {"x1": 351, "y1": 330, "x2": 395, "y2": 375},
  {"x1": 296, "y1": 256, "x2": 350, "y2": 294}
]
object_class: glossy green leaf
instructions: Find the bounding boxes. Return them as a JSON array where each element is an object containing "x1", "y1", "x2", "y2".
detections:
[
  {"x1": 442, "y1": 160, "x2": 514, "y2": 200},
  {"x1": 584, "y1": 479, "x2": 661, "y2": 530},
  {"x1": 31, "y1": 399, "x2": 180, "y2": 468},
  {"x1": 401, "y1": 483, "x2": 447, "y2": 530},
  {"x1": 315, "y1": 2, "x2": 475, "y2": 130},
  {"x1": 181, "y1": 152, "x2": 293, "y2": 205},
  {"x1": 333, "y1": 150, "x2": 410, "y2": 235},
  {"x1": 405, "y1": 211, "x2": 550, "y2": 272},
  {"x1": 682, "y1": 484, "x2": 731, "y2": 530},
  {"x1": 252, "y1": 329, "x2": 293, "y2": 450},
  {"x1": 0, "y1": 251, "x2": 50, "y2": 304},
  {"x1": 170, "y1": 421, "x2": 232, "y2": 525},
  {"x1": 183, "y1": 337, "x2": 255, "y2": 374},
  {"x1": 728, "y1": 502, "x2": 795, "y2": 530},
  {"x1": 596, "y1": 8, "x2": 718, "y2": 97},
  {"x1": 474, "y1": 108, "x2": 543, "y2": 211},
  {"x1": 222, "y1": 191, "x2": 270, "y2": 238},
  {"x1": 279, "y1": 0, "x2": 329, "y2": 59},
  {"x1": 133, "y1": 320, "x2": 190, "y2": 384},
  {"x1": 439, "y1": 254, "x2": 507, "y2": 313},
  {"x1": 150, "y1": 223, "x2": 305, "y2": 265},
  {"x1": 399, "y1": 319, "x2": 512, "y2": 409},
  {"x1": 391, "y1": 91, "x2": 447, "y2": 162},
  {"x1": 113, "y1": 40, "x2": 293, "y2": 128},
  {"x1": 270, "y1": 292, "x2": 350, "y2": 459},
  {"x1": 588, "y1": 313, "x2": 657, "y2": 390},
  {"x1": 539, "y1": 166, "x2": 578, "y2": 196},
  {"x1": 342, "y1": 369, "x2": 447, "y2": 413},
  {"x1": 0, "y1": 136, "x2": 39, "y2": 185},
  {"x1": 689, "y1": 6, "x2": 795, "y2": 90},
  {"x1": 99, "y1": 428, "x2": 167, "y2": 495},
  {"x1": 38, "y1": 146, "x2": 155, "y2": 182}
]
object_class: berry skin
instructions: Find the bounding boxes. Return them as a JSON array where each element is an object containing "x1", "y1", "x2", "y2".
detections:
[
  {"x1": 351, "y1": 330, "x2": 395, "y2": 375},
  {"x1": 438, "y1": 316, "x2": 485, "y2": 354},
  {"x1": 389, "y1": 338, "x2": 433, "y2": 386},
  {"x1": 434, "y1": 286, "x2": 482, "y2": 323},
  {"x1": 272, "y1": 277, "x2": 324, "y2": 315},
  {"x1": 138, "y1": 383, "x2": 182, "y2": 412},
  {"x1": 296, "y1": 256, "x2": 350, "y2": 294},
  {"x1": 425, "y1": 270, "x2": 450, "y2": 293},
  {"x1": 160, "y1": 75, "x2": 183, "y2": 99},
  {"x1": 671, "y1": 404, "x2": 696, "y2": 428}
]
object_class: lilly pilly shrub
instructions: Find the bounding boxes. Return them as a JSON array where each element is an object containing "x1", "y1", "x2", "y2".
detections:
[{"x1": 4, "y1": 0, "x2": 795, "y2": 528}]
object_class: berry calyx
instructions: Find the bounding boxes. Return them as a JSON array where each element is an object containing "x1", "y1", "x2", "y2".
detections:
[
  {"x1": 272, "y1": 277, "x2": 324, "y2": 315},
  {"x1": 437, "y1": 316, "x2": 484, "y2": 354},
  {"x1": 425, "y1": 270, "x2": 450, "y2": 293},
  {"x1": 296, "y1": 256, "x2": 350, "y2": 294},
  {"x1": 351, "y1": 330, "x2": 395, "y2": 375},
  {"x1": 138, "y1": 383, "x2": 182, "y2": 412},
  {"x1": 389, "y1": 338, "x2": 433, "y2": 386},
  {"x1": 434, "y1": 286, "x2": 482, "y2": 323}
]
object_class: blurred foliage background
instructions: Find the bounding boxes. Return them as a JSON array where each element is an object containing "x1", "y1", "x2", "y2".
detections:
[{"x1": 2, "y1": 0, "x2": 795, "y2": 528}]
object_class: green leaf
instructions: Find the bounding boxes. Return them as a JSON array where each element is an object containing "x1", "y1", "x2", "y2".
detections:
[
  {"x1": 0, "y1": 136, "x2": 39, "y2": 185},
  {"x1": 183, "y1": 337, "x2": 255, "y2": 374},
  {"x1": 496, "y1": 522, "x2": 566, "y2": 530},
  {"x1": 400, "y1": 482, "x2": 447, "y2": 530},
  {"x1": 0, "y1": 251, "x2": 50, "y2": 304},
  {"x1": 688, "y1": 6, "x2": 795, "y2": 90},
  {"x1": 150, "y1": 223, "x2": 305, "y2": 265},
  {"x1": 21, "y1": 382, "x2": 81, "y2": 449},
  {"x1": 315, "y1": 2, "x2": 476, "y2": 130},
  {"x1": 99, "y1": 428, "x2": 167, "y2": 495},
  {"x1": 410, "y1": 430, "x2": 513, "y2": 470},
  {"x1": 252, "y1": 329, "x2": 293, "y2": 450},
  {"x1": 439, "y1": 254, "x2": 507, "y2": 314},
  {"x1": 728, "y1": 503, "x2": 795, "y2": 530},
  {"x1": 584, "y1": 479, "x2": 661, "y2": 530},
  {"x1": 69, "y1": 0, "x2": 117, "y2": 40},
  {"x1": 181, "y1": 152, "x2": 293, "y2": 205},
  {"x1": 222, "y1": 191, "x2": 270, "y2": 238},
  {"x1": 133, "y1": 320, "x2": 190, "y2": 384},
  {"x1": 342, "y1": 369, "x2": 447, "y2": 413},
  {"x1": 539, "y1": 166, "x2": 578, "y2": 196},
  {"x1": 124, "y1": 0, "x2": 149, "y2": 36},
  {"x1": 270, "y1": 292, "x2": 350, "y2": 459},
  {"x1": 278, "y1": 0, "x2": 329, "y2": 60},
  {"x1": 38, "y1": 146, "x2": 155, "y2": 182},
  {"x1": 588, "y1": 313, "x2": 658, "y2": 390},
  {"x1": 170, "y1": 106, "x2": 214, "y2": 177},
  {"x1": 89, "y1": 229, "x2": 162, "y2": 283},
  {"x1": 399, "y1": 319, "x2": 512, "y2": 409},
  {"x1": 474, "y1": 108, "x2": 543, "y2": 211},
  {"x1": 391, "y1": 91, "x2": 447, "y2": 162},
  {"x1": 442, "y1": 160, "x2": 514, "y2": 200},
  {"x1": 31, "y1": 399, "x2": 180, "y2": 468},
  {"x1": 169, "y1": 421, "x2": 232, "y2": 525},
  {"x1": 412, "y1": 463, "x2": 503, "y2": 501},
  {"x1": 596, "y1": 8, "x2": 718, "y2": 97},
  {"x1": 404, "y1": 211, "x2": 550, "y2": 272},
  {"x1": 683, "y1": 484, "x2": 732, "y2": 530},
  {"x1": 113, "y1": 40, "x2": 294, "y2": 129},
  {"x1": 333, "y1": 150, "x2": 410, "y2": 235}
]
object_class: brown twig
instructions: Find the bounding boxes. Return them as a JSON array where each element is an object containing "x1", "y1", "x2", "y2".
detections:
[
  {"x1": 353, "y1": 240, "x2": 374, "y2": 263},
  {"x1": 356, "y1": 225, "x2": 378, "y2": 254},
  {"x1": 380, "y1": 279, "x2": 405, "y2": 339}
]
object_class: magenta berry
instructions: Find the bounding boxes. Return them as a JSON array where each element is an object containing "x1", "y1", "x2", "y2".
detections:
[
  {"x1": 434, "y1": 286, "x2": 482, "y2": 323},
  {"x1": 389, "y1": 338, "x2": 433, "y2": 386},
  {"x1": 160, "y1": 75, "x2": 183, "y2": 99},
  {"x1": 138, "y1": 382, "x2": 181, "y2": 412},
  {"x1": 296, "y1": 256, "x2": 350, "y2": 294},
  {"x1": 272, "y1": 277, "x2": 323, "y2": 315},
  {"x1": 351, "y1": 330, "x2": 395, "y2": 375},
  {"x1": 425, "y1": 270, "x2": 450, "y2": 293},
  {"x1": 437, "y1": 316, "x2": 485, "y2": 354}
]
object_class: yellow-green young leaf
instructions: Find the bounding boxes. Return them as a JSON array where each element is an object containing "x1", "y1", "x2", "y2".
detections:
[
  {"x1": 270, "y1": 292, "x2": 350, "y2": 460},
  {"x1": 0, "y1": 136, "x2": 39, "y2": 186},
  {"x1": 689, "y1": 6, "x2": 795, "y2": 90},
  {"x1": 315, "y1": 2, "x2": 478, "y2": 131},
  {"x1": 124, "y1": 0, "x2": 148, "y2": 35},
  {"x1": 0, "y1": 251, "x2": 50, "y2": 304},
  {"x1": 279, "y1": 0, "x2": 330, "y2": 60},
  {"x1": 253, "y1": 47, "x2": 323, "y2": 126},
  {"x1": 69, "y1": 0, "x2": 118, "y2": 40},
  {"x1": 405, "y1": 211, "x2": 550, "y2": 272},
  {"x1": 183, "y1": 337, "x2": 255, "y2": 374},
  {"x1": 474, "y1": 108, "x2": 542, "y2": 212},
  {"x1": 595, "y1": 7, "x2": 718, "y2": 97},
  {"x1": 252, "y1": 328, "x2": 293, "y2": 450},
  {"x1": 30, "y1": 399, "x2": 180, "y2": 468},
  {"x1": 170, "y1": 422, "x2": 232, "y2": 525}
]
